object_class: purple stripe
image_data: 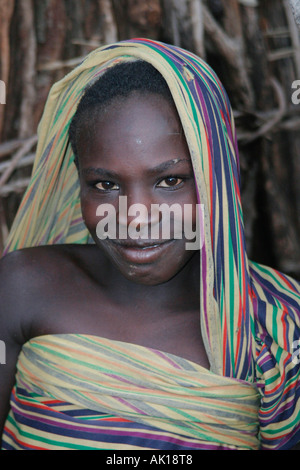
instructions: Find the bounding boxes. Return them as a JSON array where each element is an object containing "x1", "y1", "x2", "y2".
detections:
[
  {"x1": 154, "y1": 350, "x2": 182, "y2": 369},
  {"x1": 70, "y1": 216, "x2": 84, "y2": 226},
  {"x1": 115, "y1": 396, "x2": 146, "y2": 415},
  {"x1": 10, "y1": 402, "x2": 227, "y2": 449}
]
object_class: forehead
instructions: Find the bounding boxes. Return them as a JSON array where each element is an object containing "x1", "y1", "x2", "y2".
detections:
[
  {"x1": 98, "y1": 92, "x2": 181, "y2": 137},
  {"x1": 77, "y1": 92, "x2": 191, "y2": 171}
]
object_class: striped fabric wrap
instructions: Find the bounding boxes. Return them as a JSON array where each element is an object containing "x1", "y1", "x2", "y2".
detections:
[
  {"x1": 2, "y1": 334, "x2": 260, "y2": 450},
  {"x1": 2, "y1": 39, "x2": 300, "y2": 449}
]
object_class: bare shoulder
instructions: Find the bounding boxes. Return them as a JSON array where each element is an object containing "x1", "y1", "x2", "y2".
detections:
[
  {"x1": 0, "y1": 244, "x2": 100, "y2": 436},
  {"x1": 0, "y1": 248, "x2": 36, "y2": 346},
  {"x1": 0, "y1": 243, "x2": 93, "y2": 280},
  {"x1": 0, "y1": 245, "x2": 79, "y2": 293},
  {"x1": 0, "y1": 245, "x2": 93, "y2": 341},
  {"x1": 0, "y1": 247, "x2": 61, "y2": 433}
]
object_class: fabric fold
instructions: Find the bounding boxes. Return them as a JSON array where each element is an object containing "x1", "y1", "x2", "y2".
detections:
[{"x1": 2, "y1": 334, "x2": 260, "y2": 450}]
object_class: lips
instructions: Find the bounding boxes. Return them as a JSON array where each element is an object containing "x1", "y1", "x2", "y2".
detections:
[
  {"x1": 112, "y1": 239, "x2": 167, "y2": 248},
  {"x1": 109, "y1": 238, "x2": 175, "y2": 263}
]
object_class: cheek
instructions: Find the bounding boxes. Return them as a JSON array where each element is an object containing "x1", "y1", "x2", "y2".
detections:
[
  {"x1": 179, "y1": 191, "x2": 200, "y2": 236},
  {"x1": 80, "y1": 192, "x2": 120, "y2": 244},
  {"x1": 188, "y1": 185, "x2": 200, "y2": 230},
  {"x1": 80, "y1": 193, "x2": 99, "y2": 231}
]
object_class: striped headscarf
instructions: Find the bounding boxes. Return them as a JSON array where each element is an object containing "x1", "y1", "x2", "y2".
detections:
[{"x1": 4, "y1": 39, "x2": 300, "y2": 449}]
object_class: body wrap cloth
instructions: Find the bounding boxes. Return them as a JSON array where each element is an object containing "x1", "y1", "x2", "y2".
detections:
[
  {"x1": 3, "y1": 335, "x2": 260, "y2": 450},
  {"x1": 2, "y1": 39, "x2": 300, "y2": 450}
]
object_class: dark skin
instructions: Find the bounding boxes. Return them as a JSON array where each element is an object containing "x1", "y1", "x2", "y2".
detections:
[{"x1": 0, "y1": 92, "x2": 209, "y2": 439}]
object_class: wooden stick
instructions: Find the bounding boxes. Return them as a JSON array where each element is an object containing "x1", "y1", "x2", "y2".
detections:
[
  {"x1": 98, "y1": 0, "x2": 118, "y2": 44},
  {"x1": 0, "y1": 137, "x2": 35, "y2": 159},
  {"x1": 267, "y1": 47, "x2": 295, "y2": 61},
  {"x1": 264, "y1": 27, "x2": 291, "y2": 37},
  {"x1": 0, "y1": 0, "x2": 15, "y2": 137},
  {"x1": 284, "y1": 0, "x2": 300, "y2": 77},
  {"x1": 0, "y1": 135, "x2": 37, "y2": 189},
  {"x1": 37, "y1": 56, "x2": 86, "y2": 72},
  {"x1": 18, "y1": 0, "x2": 37, "y2": 138},
  {"x1": 0, "y1": 153, "x2": 35, "y2": 173},
  {"x1": 289, "y1": 0, "x2": 300, "y2": 27},
  {"x1": 238, "y1": 78, "x2": 287, "y2": 143},
  {"x1": 190, "y1": 0, "x2": 205, "y2": 58},
  {"x1": 0, "y1": 178, "x2": 31, "y2": 197}
]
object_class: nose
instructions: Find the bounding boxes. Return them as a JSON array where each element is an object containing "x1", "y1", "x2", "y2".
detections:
[{"x1": 117, "y1": 188, "x2": 160, "y2": 239}]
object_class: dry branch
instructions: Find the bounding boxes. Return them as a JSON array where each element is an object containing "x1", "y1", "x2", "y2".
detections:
[
  {"x1": 38, "y1": 57, "x2": 86, "y2": 72},
  {"x1": 0, "y1": 178, "x2": 31, "y2": 197},
  {"x1": 238, "y1": 78, "x2": 287, "y2": 143},
  {"x1": 202, "y1": 3, "x2": 254, "y2": 108},
  {"x1": 0, "y1": 135, "x2": 37, "y2": 189},
  {"x1": 189, "y1": 0, "x2": 205, "y2": 58},
  {"x1": 0, "y1": 0, "x2": 14, "y2": 138},
  {"x1": 284, "y1": 0, "x2": 300, "y2": 76},
  {"x1": 18, "y1": 0, "x2": 36, "y2": 138},
  {"x1": 289, "y1": 0, "x2": 300, "y2": 26},
  {"x1": 98, "y1": 0, "x2": 118, "y2": 44}
]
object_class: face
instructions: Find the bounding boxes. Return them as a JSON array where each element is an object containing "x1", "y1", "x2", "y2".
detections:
[{"x1": 77, "y1": 92, "x2": 199, "y2": 285}]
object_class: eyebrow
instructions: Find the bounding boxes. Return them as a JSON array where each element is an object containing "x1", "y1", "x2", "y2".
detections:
[
  {"x1": 147, "y1": 158, "x2": 192, "y2": 176},
  {"x1": 80, "y1": 167, "x2": 119, "y2": 179},
  {"x1": 80, "y1": 158, "x2": 192, "y2": 178}
]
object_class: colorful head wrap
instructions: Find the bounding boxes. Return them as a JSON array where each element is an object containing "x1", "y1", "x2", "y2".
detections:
[{"x1": 4, "y1": 39, "x2": 300, "y2": 449}]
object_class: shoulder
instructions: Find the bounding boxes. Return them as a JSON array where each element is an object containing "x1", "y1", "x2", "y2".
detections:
[
  {"x1": 0, "y1": 245, "x2": 72, "y2": 290},
  {"x1": 0, "y1": 248, "x2": 39, "y2": 310},
  {"x1": 0, "y1": 244, "x2": 93, "y2": 279},
  {"x1": 0, "y1": 245, "x2": 94, "y2": 342}
]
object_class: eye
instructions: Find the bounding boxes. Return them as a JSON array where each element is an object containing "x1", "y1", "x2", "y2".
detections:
[
  {"x1": 95, "y1": 181, "x2": 119, "y2": 191},
  {"x1": 157, "y1": 177, "x2": 183, "y2": 188}
]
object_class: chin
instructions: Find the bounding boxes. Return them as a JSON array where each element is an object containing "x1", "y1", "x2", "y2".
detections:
[
  {"x1": 114, "y1": 261, "x2": 172, "y2": 286},
  {"x1": 117, "y1": 252, "x2": 197, "y2": 286}
]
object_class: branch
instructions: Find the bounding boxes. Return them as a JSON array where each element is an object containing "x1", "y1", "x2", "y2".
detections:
[
  {"x1": 202, "y1": 4, "x2": 254, "y2": 108},
  {"x1": 289, "y1": 0, "x2": 300, "y2": 27},
  {"x1": 0, "y1": 135, "x2": 37, "y2": 189},
  {"x1": 238, "y1": 78, "x2": 287, "y2": 143},
  {"x1": 18, "y1": 0, "x2": 37, "y2": 138},
  {"x1": 202, "y1": 4, "x2": 238, "y2": 65},
  {"x1": 189, "y1": 0, "x2": 205, "y2": 58},
  {"x1": 98, "y1": 0, "x2": 118, "y2": 44},
  {"x1": 0, "y1": 0, "x2": 15, "y2": 137}
]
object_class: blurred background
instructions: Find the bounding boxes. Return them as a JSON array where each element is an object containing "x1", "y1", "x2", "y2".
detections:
[{"x1": 0, "y1": 0, "x2": 299, "y2": 279}]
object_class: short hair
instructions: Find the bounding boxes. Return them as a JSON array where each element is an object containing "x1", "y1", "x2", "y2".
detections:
[{"x1": 69, "y1": 60, "x2": 174, "y2": 166}]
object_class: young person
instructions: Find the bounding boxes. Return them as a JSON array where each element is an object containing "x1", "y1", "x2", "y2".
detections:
[{"x1": 0, "y1": 39, "x2": 299, "y2": 450}]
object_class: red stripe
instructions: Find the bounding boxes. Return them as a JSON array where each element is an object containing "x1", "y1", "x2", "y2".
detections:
[{"x1": 3, "y1": 426, "x2": 47, "y2": 450}]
